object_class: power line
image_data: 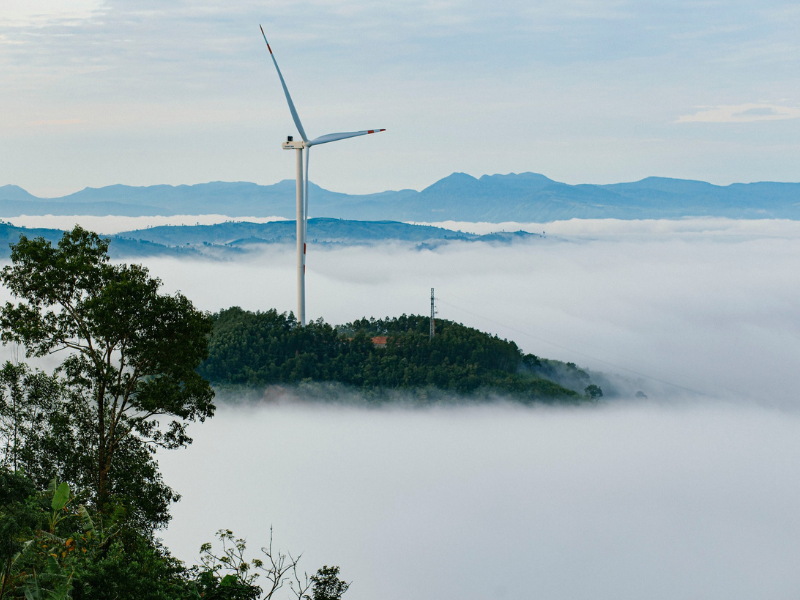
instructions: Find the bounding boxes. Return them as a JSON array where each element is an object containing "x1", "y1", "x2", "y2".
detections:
[{"x1": 436, "y1": 296, "x2": 705, "y2": 395}]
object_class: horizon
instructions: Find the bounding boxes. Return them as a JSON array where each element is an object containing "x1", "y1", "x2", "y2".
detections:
[{"x1": 5, "y1": 170, "x2": 800, "y2": 200}]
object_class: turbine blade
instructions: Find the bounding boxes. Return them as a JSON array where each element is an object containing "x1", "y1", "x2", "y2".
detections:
[
  {"x1": 308, "y1": 129, "x2": 386, "y2": 146},
  {"x1": 260, "y1": 25, "x2": 308, "y2": 142}
]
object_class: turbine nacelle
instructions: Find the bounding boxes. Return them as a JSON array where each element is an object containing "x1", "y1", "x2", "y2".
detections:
[{"x1": 282, "y1": 139, "x2": 305, "y2": 150}]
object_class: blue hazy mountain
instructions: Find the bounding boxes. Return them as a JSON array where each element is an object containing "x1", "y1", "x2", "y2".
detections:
[
  {"x1": 2, "y1": 173, "x2": 799, "y2": 221},
  {"x1": 116, "y1": 219, "x2": 481, "y2": 246},
  {"x1": 0, "y1": 219, "x2": 538, "y2": 259}
]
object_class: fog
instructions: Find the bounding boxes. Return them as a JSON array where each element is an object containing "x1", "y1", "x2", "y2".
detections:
[
  {"x1": 7, "y1": 214, "x2": 286, "y2": 234},
  {"x1": 3, "y1": 217, "x2": 800, "y2": 596},
  {"x1": 131, "y1": 218, "x2": 800, "y2": 404},
  {"x1": 159, "y1": 402, "x2": 800, "y2": 599}
]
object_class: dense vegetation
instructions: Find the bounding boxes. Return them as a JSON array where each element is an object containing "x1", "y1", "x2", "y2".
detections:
[
  {"x1": 0, "y1": 228, "x2": 349, "y2": 600},
  {"x1": 200, "y1": 308, "x2": 582, "y2": 402}
]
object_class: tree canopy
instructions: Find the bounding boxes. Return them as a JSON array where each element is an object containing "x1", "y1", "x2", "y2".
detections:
[
  {"x1": 199, "y1": 308, "x2": 581, "y2": 401},
  {"x1": 0, "y1": 226, "x2": 215, "y2": 530}
]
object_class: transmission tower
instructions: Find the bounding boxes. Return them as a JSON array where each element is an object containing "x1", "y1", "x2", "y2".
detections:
[{"x1": 430, "y1": 288, "x2": 436, "y2": 340}]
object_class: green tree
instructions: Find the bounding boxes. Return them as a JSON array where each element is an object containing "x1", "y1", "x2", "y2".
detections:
[
  {"x1": 0, "y1": 227, "x2": 215, "y2": 531},
  {"x1": 0, "y1": 468, "x2": 38, "y2": 599},
  {"x1": 200, "y1": 309, "x2": 581, "y2": 402},
  {"x1": 584, "y1": 384, "x2": 603, "y2": 399},
  {"x1": 0, "y1": 362, "x2": 61, "y2": 474},
  {"x1": 310, "y1": 566, "x2": 349, "y2": 600}
]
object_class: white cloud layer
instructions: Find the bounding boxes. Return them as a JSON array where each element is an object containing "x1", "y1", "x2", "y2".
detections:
[
  {"x1": 677, "y1": 103, "x2": 800, "y2": 123},
  {"x1": 103, "y1": 217, "x2": 800, "y2": 404},
  {"x1": 7, "y1": 213, "x2": 287, "y2": 234},
  {"x1": 0, "y1": 0, "x2": 105, "y2": 26},
  {"x1": 159, "y1": 402, "x2": 800, "y2": 600}
]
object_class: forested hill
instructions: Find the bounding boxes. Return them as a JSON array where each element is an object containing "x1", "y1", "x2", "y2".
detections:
[
  {"x1": 200, "y1": 308, "x2": 602, "y2": 403},
  {"x1": 114, "y1": 219, "x2": 537, "y2": 248},
  {"x1": 3, "y1": 173, "x2": 800, "y2": 221},
  {"x1": 0, "y1": 220, "x2": 537, "y2": 259}
]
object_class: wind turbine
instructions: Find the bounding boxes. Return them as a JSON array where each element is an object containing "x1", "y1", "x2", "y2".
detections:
[{"x1": 260, "y1": 25, "x2": 385, "y2": 326}]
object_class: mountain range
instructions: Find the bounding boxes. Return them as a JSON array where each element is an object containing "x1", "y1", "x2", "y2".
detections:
[
  {"x1": 2, "y1": 172, "x2": 799, "y2": 221},
  {"x1": 0, "y1": 219, "x2": 539, "y2": 259}
]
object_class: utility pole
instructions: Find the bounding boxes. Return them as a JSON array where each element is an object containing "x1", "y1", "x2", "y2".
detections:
[{"x1": 430, "y1": 288, "x2": 435, "y2": 340}]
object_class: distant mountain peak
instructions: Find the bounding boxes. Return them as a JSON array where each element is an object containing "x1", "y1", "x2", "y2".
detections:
[
  {"x1": 479, "y1": 172, "x2": 554, "y2": 182},
  {"x1": 0, "y1": 185, "x2": 37, "y2": 201}
]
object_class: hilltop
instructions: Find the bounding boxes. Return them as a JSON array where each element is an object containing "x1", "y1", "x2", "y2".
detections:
[
  {"x1": 201, "y1": 309, "x2": 604, "y2": 404},
  {"x1": 2, "y1": 172, "x2": 799, "y2": 221}
]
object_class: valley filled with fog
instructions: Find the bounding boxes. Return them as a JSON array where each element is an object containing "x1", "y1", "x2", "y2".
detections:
[
  {"x1": 133, "y1": 217, "x2": 800, "y2": 404},
  {"x1": 3, "y1": 217, "x2": 800, "y2": 597}
]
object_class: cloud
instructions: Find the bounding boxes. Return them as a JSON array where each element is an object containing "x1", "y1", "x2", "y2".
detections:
[
  {"x1": 677, "y1": 103, "x2": 800, "y2": 123},
  {"x1": 423, "y1": 217, "x2": 800, "y2": 239},
  {"x1": 6, "y1": 214, "x2": 288, "y2": 234},
  {"x1": 159, "y1": 401, "x2": 800, "y2": 600},
  {"x1": 27, "y1": 118, "x2": 82, "y2": 126},
  {"x1": 0, "y1": 0, "x2": 105, "y2": 27}
]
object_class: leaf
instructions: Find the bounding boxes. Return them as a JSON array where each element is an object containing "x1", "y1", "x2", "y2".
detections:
[
  {"x1": 78, "y1": 506, "x2": 95, "y2": 536},
  {"x1": 51, "y1": 482, "x2": 70, "y2": 512}
]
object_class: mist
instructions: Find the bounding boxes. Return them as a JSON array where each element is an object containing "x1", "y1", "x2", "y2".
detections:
[
  {"x1": 127, "y1": 218, "x2": 800, "y2": 404},
  {"x1": 159, "y1": 402, "x2": 800, "y2": 599},
  {"x1": 6, "y1": 214, "x2": 286, "y2": 234},
  {"x1": 153, "y1": 217, "x2": 800, "y2": 596}
]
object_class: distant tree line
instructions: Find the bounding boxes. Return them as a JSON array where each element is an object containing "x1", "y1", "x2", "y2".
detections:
[{"x1": 199, "y1": 309, "x2": 583, "y2": 402}]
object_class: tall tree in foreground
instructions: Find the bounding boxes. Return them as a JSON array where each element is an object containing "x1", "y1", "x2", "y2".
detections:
[{"x1": 0, "y1": 227, "x2": 215, "y2": 531}]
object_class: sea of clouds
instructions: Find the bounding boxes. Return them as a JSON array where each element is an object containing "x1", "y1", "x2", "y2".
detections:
[
  {"x1": 122, "y1": 217, "x2": 800, "y2": 404},
  {"x1": 2, "y1": 216, "x2": 799, "y2": 598},
  {"x1": 160, "y1": 401, "x2": 800, "y2": 600}
]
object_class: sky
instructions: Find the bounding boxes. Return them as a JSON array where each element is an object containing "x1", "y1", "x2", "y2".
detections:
[{"x1": 1, "y1": 0, "x2": 800, "y2": 197}]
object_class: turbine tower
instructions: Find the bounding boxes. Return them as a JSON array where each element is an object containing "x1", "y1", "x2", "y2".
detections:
[{"x1": 260, "y1": 25, "x2": 385, "y2": 326}]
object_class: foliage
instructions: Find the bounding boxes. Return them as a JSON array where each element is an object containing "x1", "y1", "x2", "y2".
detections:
[
  {"x1": 196, "y1": 528, "x2": 310, "y2": 600},
  {"x1": 1, "y1": 474, "x2": 328, "y2": 600},
  {"x1": 200, "y1": 308, "x2": 580, "y2": 402},
  {"x1": 0, "y1": 472, "x2": 191, "y2": 600},
  {"x1": 0, "y1": 227, "x2": 215, "y2": 532},
  {"x1": 0, "y1": 469, "x2": 38, "y2": 598},
  {"x1": 0, "y1": 362, "x2": 61, "y2": 475},
  {"x1": 309, "y1": 567, "x2": 349, "y2": 600},
  {"x1": 584, "y1": 384, "x2": 603, "y2": 399}
]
